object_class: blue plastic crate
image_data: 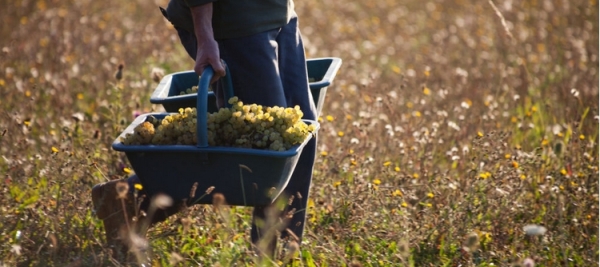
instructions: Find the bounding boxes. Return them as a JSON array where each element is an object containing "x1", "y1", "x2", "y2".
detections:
[
  {"x1": 150, "y1": 57, "x2": 342, "y2": 116},
  {"x1": 306, "y1": 57, "x2": 342, "y2": 116},
  {"x1": 149, "y1": 70, "x2": 220, "y2": 113},
  {"x1": 114, "y1": 67, "x2": 319, "y2": 206}
]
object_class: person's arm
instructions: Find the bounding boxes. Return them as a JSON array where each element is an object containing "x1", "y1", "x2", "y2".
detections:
[{"x1": 190, "y1": 3, "x2": 225, "y2": 82}]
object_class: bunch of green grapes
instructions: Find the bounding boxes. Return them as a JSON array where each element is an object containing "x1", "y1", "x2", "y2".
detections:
[
  {"x1": 120, "y1": 97, "x2": 316, "y2": 151},
  {"x1": 121, "y1": 107, "x2": 197, "y2": 145},
  {"x1": 179, "y1": 85, "x2": 199, "y2": 95},
  {"x1": 178, "y1": 85, "x2": 214, "y2": 95}
]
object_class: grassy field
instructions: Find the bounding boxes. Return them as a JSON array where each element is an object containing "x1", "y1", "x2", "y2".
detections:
[{"x1": 1, "y1": 0, "x2": 598, "y2": 266}]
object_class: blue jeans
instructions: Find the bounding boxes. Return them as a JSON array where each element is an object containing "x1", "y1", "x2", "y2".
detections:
[{"x1": 150, "y1": 1, "x2": 317, "y2": 245}]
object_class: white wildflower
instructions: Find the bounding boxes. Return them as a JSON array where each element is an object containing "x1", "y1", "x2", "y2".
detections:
[{"x1": 523, "y1": 224, "x2": 547, "y2": 236}]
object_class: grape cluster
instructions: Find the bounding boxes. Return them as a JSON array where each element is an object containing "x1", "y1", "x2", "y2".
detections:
[
  {"x1": 120, "y1": 107, "x2": 197, "y2": 145},
  {"x1": 178, "y1": 85, "x2": 199, "y2": 95},
  {"x1": 120, "y1": 97, "x2": 316, "y2": 151},
  {"x1": 178, "y1": 85, "x2": 214, "y2": 95}
]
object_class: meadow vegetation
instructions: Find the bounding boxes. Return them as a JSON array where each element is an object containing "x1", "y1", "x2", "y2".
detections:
[{"x1": 0, "y1": 0, "x2": 598, "y2": 266}]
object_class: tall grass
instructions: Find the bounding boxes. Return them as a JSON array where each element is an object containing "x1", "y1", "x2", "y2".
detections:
[{"x1": 1, "y1": 0, "x2": 597, "y2": 266}]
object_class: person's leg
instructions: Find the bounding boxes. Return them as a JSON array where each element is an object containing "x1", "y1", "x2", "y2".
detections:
[
  {"x1": 217, "y1": 14, "x2": 317, "y2": 246},
  {"x1": 273, "y1": 14, "x2": 317, "y2": 242},
  {"x1": 92, "y1": 175, "x2": 183, "y2": 258},
  {"x1": 277, "y1": 15, "x2": 317, "y2": 121},
  {"x1": 92, "y1": 176, "x2": 142, "y2": 259},
  {"x1": 213, "y1": 29, "x2": 288, "y2": 256},
  {"x1": 215, "y1": 32, "x2": 287, "y2": 108}
]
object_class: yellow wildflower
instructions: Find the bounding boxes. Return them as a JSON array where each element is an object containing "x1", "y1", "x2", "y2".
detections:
[
  {"x1": 479, "y1": 172, "x2": 491, "y2": 179},
  {"x1": 134, "y1": 183, "x2": 143, "y2": 191},
  {"x1": 423, "y1": 87, "x2": 431, "y2": 95},
  {"x1": 464, "y1": 99, "x2": 472, "y2": 107}
]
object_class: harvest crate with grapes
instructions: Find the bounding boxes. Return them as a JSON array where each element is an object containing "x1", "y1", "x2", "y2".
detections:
[{"x1": 112, "y1": 62, "x2": 338, "y2": 206}]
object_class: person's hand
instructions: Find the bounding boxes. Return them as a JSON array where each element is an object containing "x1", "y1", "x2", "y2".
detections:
[
  {"x1": 194, "y1": 39, "x2": 225, "y2": 84},
  {"x1": 190, "y1": 3, "x2": 225, "y2": 84}
]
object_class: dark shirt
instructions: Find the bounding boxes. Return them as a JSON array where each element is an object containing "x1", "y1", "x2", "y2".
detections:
[{"x1": 183, "y1": 0, "x2": 295, "y2": 39}]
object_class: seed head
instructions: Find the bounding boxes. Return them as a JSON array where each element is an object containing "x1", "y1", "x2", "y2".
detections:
[
  {"x1": 115, "y1": 181, "x2": 129, "y2": 199},
  {"x1": 268, "y1": 187, "x2": 277, "y2": 197},
  {"x1": 151, "y1": 67, "x2": 165, "y2": 83},
  {"x1": 397, "y1": 240, "x2": 410, "y2": 258},
  {"x1": 189, "y1": 182, "x2": 198, "y2": 198},
  {"x1": 523, "y1": 224, "x2": 547, "y2": 236},
  {"x1": 115, "y1": 63, "x2": 124, "y2": 81},
  {"x1": 205, "y1": 186, "x2": 215, "y2": 195},
  {"x1": 522, "y1": 258, "x2": 535, "y2": 267},
  {"x1": 464, "y1": 232, "x2": 480, "y2": 250},
  {"x1": 152, "y1": 194, "x2": 173, "y2": 209},
  {"x1": 212, "y1": 193, "x2": 225, "y2": 207},
  {"x1": 284, "y1": 241, "x2": 299, "y2": 259}
]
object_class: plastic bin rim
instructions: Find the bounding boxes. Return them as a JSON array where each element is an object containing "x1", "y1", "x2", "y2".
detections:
[
  {"x1": 160, "y1": 57, "x2": 340, "y2": 77},
  {"x1": 152, "y1": 57, "x2": 342, "y2": 93}
]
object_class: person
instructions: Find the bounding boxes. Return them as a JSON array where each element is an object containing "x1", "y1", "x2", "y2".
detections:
[{"x1": 91, "y1": 0, "x2": 317, "y2": 259}]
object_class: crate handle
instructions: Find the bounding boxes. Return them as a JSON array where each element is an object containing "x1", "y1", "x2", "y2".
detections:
[{"x1": 196, "y1": 61, "x2": 234, "y2": 148}]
